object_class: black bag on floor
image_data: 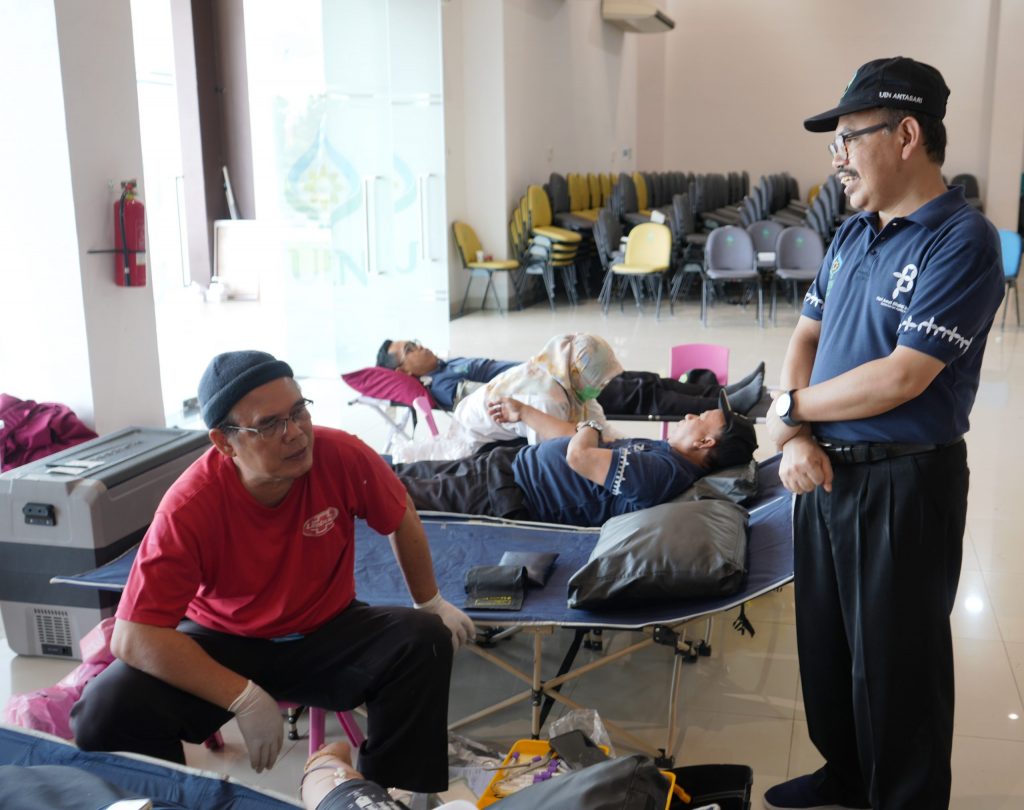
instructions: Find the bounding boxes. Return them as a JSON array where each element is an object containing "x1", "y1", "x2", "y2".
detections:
[
  {"x1": 669, "y1": 763, "x2": 753, "y2": 810},
  {"x1": 492, "y1": 754, "x2": 671, "y2": 810}
]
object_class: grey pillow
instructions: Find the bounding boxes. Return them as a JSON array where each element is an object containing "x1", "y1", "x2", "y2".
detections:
[
  {"x1": 567, "y1": 499, "x2": 749, "y2": 609},
  {"x1": 674, "y1": 459, "x2": 758, "y2": 504}
]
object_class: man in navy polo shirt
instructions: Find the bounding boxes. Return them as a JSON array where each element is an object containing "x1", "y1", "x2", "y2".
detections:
[
  {"x1": 393, "y1": 391, "x2": 756, "y2": 527},
  {"x1": 764, "y1": 58, "x2": 1004, "y2": 810}
]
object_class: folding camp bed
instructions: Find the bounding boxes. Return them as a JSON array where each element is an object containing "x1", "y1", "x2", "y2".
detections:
[
  {"x1": 0, "y1": 723, "x2": 301, "y2": 808},
  {"x1": 53, "y1": 457, "x2": 792, "y2": 767}
]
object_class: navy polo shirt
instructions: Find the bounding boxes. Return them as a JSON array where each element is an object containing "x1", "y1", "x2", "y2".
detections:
[
  {"x1": 801, "y1": 186, "x2": 1003, "y2": 444},
  {"x1": 512, "y1": 437, "x2": 700, "y2": 527},
  {"x1": 424, "y1": 357, "x2": 518, "y2": 410}
]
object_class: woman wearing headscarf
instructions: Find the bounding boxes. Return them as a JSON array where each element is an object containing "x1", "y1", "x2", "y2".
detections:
[
  {"x1": 390, "y1": 334, "x2": 623, "y2": 462},
  {"x1": 454, "y1": 333, "x2": 625, "y2": 446}
]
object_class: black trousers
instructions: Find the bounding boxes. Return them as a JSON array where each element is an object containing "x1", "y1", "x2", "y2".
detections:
[
  {"x1": 394, "y1": 445, "x2": 530, "y2": 520},
  {"x1": 597, "y1": 370, "x2": 719, "y2": 416},
  {"x1": 793, "y1": 441, "x2": 968, "y2": 809},
  {"x1": 71, "y1": 601, "x2": 453, "y2": 793}
]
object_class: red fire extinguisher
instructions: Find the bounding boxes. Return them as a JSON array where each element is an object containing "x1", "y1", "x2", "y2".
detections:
[{"x1": 114, "y1": 180, "x2": 146, "y2": 287}]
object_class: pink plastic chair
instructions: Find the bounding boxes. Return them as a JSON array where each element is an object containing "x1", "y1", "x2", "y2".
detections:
[
  {"x1": 662, "y1": 343, "x2": 730, "y2": 438},
  {"x1": 205, "y1": 704, "x2": 365, "y2": 756}
]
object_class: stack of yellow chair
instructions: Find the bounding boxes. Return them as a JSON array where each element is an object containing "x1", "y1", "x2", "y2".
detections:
[{"x1": 524, "y1": 185, "x2": 583, "y2": 305}]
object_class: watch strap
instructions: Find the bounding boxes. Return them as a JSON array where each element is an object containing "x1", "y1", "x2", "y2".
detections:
[{"x1": 779, "y1": 389, "x2": 801, "y2": 427}]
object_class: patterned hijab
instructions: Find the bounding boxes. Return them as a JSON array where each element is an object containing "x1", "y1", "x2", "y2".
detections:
[{"x1": 483, "y1": 333, "x2": 624, "y2": 422}]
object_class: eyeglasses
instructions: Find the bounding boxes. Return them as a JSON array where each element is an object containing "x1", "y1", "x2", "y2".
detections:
[
  {"x1": 221, "y1": 399, "x2": 313, "y2": 440},
  {"x1": 397, "y1": 339, "x2": 422, "y2": 365},
  {"x1": 827, "y1": 122, "x2": 889, "y2": 160}
]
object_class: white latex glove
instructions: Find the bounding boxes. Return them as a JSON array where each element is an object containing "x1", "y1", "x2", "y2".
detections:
[
  {"x1": 415, "y1": 591, "x2": 476, "y2": 650},
  {"x1": 228, "y1": 679, "x2": 283, "y2": 772}
]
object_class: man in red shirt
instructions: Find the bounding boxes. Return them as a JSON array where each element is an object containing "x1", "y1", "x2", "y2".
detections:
[{"x1": 72, "y1": 351, "x2": 474, "y2": 794}]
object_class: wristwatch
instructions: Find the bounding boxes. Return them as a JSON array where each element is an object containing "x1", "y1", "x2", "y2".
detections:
[
  {"x1": 575, "y1": 419, "x2": 604, "y2": 434},
  {"x1": 774, "y1": 389, "x2": 801, "y2": 427}
]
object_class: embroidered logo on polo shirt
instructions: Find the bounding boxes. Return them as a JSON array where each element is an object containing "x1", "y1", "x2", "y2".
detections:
[
  {"x1": 891, "y1": 263, "x2": 918, "y2": 299},
  {"x1": 825, "y1": 254, "x2": 841, "y2": 297},
  {"x1": 302, "y1": 507, "x2": 339, "y2": 537}
]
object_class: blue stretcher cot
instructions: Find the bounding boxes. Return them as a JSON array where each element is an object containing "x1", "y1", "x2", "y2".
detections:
[
  {"x1": 0, "y1": 724, "x2": 301, "y2": 809},
  {"x1": 51, "y1": 456, "x2": 793, "y2": 764}
]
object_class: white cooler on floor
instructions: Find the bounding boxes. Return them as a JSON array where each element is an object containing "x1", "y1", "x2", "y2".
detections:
[{"x1": 0, "y1": 427, "x2": 208, "y2": 658}]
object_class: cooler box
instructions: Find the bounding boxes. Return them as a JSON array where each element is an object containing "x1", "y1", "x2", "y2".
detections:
[{"x1": 0, "y1": 427, "x2": 208, "y2": 658}]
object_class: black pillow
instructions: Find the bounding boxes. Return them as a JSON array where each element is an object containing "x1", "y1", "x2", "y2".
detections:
[{"x1": 567, "y1": 499, "x2": 749, "y2": 609}]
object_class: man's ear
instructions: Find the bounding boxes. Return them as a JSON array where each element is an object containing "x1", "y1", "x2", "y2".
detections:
[
  {"x1": 209, "y1": 428, "x2": 236, "y2": 458},
  {"x1": 898, "y1": 116, "x2": 923, "y2": 160},
  {"x1": 695, "y1": 433, "x2": 718, "y2": 451}
]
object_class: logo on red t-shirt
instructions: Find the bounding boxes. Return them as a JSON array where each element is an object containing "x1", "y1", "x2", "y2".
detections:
[{"x1": 302, "y1": 507, "x2": 340, "y2": 537}]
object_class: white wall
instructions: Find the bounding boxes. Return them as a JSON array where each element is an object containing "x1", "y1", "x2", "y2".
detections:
[
  {"x1": 653, "y1": 0, "x2": 1022, "y2": 225},
  {"x1": 503, "y1": 0, "x2": 638, "y2": 201},
  {"x1": 985, "y1": 0, "x2": 1024, "y2": 229}
]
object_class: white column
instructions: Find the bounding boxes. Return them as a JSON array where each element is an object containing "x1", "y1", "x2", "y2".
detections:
[
  {"x1": 984, "y1": 0, "x2": 1024, "y2": 229},
  {"x1": 0, "y1": 0, "x2": 164, "y2": 432}
]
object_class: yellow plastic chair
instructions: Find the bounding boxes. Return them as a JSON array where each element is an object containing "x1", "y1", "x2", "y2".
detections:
[
  {"x1": 604, "y1": 221, "x2": 673, "y2": 319},
  {"x1": 632, "y1": 171, "x2": 652, "y2": 216},
  {"x1": 452, "y1": 221, "x2": 520, "y2": 316}
]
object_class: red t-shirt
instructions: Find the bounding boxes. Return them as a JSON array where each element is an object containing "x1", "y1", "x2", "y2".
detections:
[{"x1": 117, "y1": 427, "x2": 408, "y2": 638}]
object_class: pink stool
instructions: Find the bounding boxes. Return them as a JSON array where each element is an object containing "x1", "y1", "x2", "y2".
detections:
[{"x1": 204, "y1": 704, "x2": 365, "y2": 755}]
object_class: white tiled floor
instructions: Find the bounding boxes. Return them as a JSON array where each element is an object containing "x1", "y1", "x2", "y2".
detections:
[{"x1": 3, "y1": 289, "x2": 1024, "y2": 807}]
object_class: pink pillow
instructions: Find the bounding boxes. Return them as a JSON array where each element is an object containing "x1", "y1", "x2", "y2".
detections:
[{"x1": 341, "y1": 367, "x2": 434, "y2": 408}]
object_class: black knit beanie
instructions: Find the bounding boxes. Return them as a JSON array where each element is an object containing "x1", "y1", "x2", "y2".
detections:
[{"x1": 199, "y1": 350, "x2": 294, "y2": 428}]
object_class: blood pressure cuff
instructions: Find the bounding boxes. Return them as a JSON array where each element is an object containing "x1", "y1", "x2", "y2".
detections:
[
  {"x1": 464, "y1": 564, "x2": 526, "y2": 610},
  {"x1": 498, "y1": 551, "x2": 558, "y2": 587}
]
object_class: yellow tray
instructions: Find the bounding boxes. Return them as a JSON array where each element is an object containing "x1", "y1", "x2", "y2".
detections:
[{"x1": 477, "y1": 739, "x2": 677, "y2": 809}]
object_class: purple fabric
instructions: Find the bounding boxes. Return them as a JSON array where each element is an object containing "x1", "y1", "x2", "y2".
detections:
[{"x1": 0, "y1": 394, "x2": 97, "y2": 472}]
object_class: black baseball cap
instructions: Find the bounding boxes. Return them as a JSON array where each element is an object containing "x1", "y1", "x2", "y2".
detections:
[
  {"x1": 715, "y1": 390, "x2": 758, "y2": 469},
  {"x1": 804, "y1": 56, "x2": 950, "y2": 133}
]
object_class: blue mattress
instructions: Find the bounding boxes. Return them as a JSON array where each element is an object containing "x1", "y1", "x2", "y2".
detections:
[{"x1": 53, "y1": 456, "x2": 792, "y2": 631}]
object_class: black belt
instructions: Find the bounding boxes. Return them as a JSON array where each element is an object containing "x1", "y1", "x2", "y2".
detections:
[{"x1": 817, "y1": 437, "x2": 963, "y2": 464}]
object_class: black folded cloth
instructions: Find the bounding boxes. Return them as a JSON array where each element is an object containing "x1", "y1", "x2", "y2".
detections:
[
  {"x1": 498, "y1": 551, "x2": 558, "y2": 587},
  {"x1": 464, "y1": 565, "x2": 526, "y2": 610}
]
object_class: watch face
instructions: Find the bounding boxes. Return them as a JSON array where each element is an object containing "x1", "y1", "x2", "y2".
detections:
[{"x1": 775, "y1": 392, "x2": 792, "y2": 418}]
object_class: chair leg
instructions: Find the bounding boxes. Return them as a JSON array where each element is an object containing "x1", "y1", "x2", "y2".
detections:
[
  {"x1": 508, "y1": 271, "x2": 524, "y2": 311},
  {"x1": 701, "y1": 277, "x2": 708, "y2": 326},
  {"x1": 757, "y1": 281, "x2": 764, "y2": 327},
  {"x1": 457, "y1": 274, "x2": 474, "y2": 317},
  {"x1": 483, "y1": 272, "x2": 504, "y2": 316},
  {"x1": 654, "y1": 275, "x2": 664, "y2": 320},
  {"x1": 308, "y1": 706, "x2": 325, "y2": 754},
  {"x1": 598, "y1": 269, "x2": 614, "y2": 310},
  {"x1": 545, "y1": 267, "x2": 557, "y2": 310},
  {"x1": 601, "y1": 272, "x2": 614, "y2": 315},
  {"x1": 1015, "y1": 282, "x2": 1020, "y2": 327},
  {"x1": 336, "y1": 711, "x2": 366, "y2": 748},
  {"x1": 770, "y1": 277, "x2": 777, "y2": 326}
]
